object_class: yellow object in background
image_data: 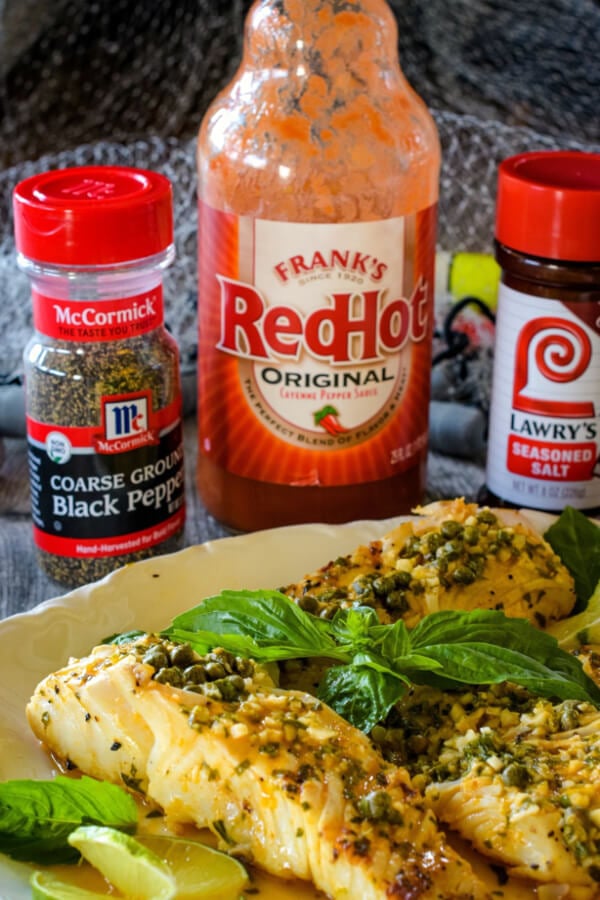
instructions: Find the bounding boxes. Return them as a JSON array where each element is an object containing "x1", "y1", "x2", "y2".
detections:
[{"x1": 436, "y1": 251, "x2": 501, "y2": 310}]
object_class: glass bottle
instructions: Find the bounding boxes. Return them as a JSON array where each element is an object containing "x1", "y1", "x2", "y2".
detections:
[{"x1": 196, "y1": 0, "x2": 440, "y2": 531}]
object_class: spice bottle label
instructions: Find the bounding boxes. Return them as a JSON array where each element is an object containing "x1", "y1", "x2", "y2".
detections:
[
  {"x1": 486, "y1": 284, "x2": 600, "y2": 510},
  {"x1": 26, "y1": 397, "x2": 185, "y2": 558},
  {"x1": 32, "y1": 287, "x2": 164, "y2": 342},
  {"x1": 198, "y1": 204, "x2": 436, "y2": 486}
]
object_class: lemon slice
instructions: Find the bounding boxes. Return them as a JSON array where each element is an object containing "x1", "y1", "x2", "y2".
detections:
[
  {"x1": 67, "y1": 825, "x2": 176, "y2": 899},
  {"x1": 547, "y1": 582, "x2": 600, "y2": 650},
  {"x1": 30, "y1": 870, "x2": 112, "y2": 900},
  {"x1": 137, "y1": 833, "x2": 249, "y2": 899}
]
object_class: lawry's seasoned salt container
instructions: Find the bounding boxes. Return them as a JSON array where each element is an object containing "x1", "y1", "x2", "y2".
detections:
[{"x1": 485, "y1": 151, "x2": 600, "y2": 514}]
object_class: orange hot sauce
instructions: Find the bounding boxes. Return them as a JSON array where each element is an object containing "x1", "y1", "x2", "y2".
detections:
[{"x1": 196, "y1": 0, "x2": 440, "y2": 531}]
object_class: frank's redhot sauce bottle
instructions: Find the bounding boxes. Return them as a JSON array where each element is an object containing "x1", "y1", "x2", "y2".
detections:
[
  {"x1": 485, "y1": 151, "x2": 600, "y2": 514},
  {"x1": 196, "y1": 0, "x2": 440, "y2": 530}
]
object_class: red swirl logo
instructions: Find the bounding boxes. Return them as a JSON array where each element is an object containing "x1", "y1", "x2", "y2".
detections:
[{"x1": 513, "y1": 317, "x2": 594, "y2": 418}]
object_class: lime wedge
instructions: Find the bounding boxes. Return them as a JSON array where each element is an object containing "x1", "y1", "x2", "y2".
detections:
[
  {"x1": 547, "y1": 582, "x2": 600, "y2": 650},
  {"x1": 30, "y1": 870, "x2": 113, "y2": 899},
  {"x1": 137, "y1": 834, "x2": 249, "y2": 899},
  {"x1": 67, "y1": 825, "x2": 176, "y2": 899}
]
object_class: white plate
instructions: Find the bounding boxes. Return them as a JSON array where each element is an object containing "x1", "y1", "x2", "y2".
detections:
[{"x1": 0, "y1": 516, "x2": 413, "y2": 898}]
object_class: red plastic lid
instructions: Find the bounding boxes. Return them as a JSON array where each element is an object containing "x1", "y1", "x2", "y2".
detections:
[
  {"x1": 495, "y1": 150, "x2": 600, "y2": 262},
  {"x1": 13, "y1": 165, "x2": 174, "y2": 266}
]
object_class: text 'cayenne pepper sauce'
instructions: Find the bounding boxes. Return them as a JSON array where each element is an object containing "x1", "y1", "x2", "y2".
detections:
[
  {"x1": 196, "y1": 0, "x2": 440, "y2": 530},
  {"x1": 485, "y1": 151, "x2": 600, "y2": 514}
]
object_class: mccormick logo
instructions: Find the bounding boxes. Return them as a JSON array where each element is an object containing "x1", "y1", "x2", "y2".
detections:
[
  {"x1": 95, "y1": 393, "x2": 158, "y2": 454},
  {"x1": 53, "y1": 296, "x2": 157, "y2": 329}
]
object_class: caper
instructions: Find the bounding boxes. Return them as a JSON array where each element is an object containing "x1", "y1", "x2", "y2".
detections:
[
  {"x1": 203, "y1": 682, "x2": 225, "y2": 700},
  {"x1": 169, "y1": 643, "x2": 196, "y2": 668},
  {"x1": 400, "y1": 537, "x2": 421, "y2": 558},
  {"x1": 357, "y1": 789, "x2": 391, "y2": 820},
  {"x1": 298, "y1": 594, "x2": 319, "y2": 613},
  {"x1": 452, "y1": 566, "x2": 476, "y2": 585},
  {"x1": 440, "y1": 520, "x2": 464, "y2": 539},
  {"x1": 212, "y1": 675, "x2": 245, "y2": 702},
  {"x1": 235, "y1": 658, "x2": 255, "y2": 678},
  {"x1": 501, "y1": 762, "x2": 531, "y2": 789},
  {"x1": 424, "y1": 532, "x2": 444, "y2": 552},
  {"x1": 373, "y1": 571, "x2": 410, "y2": 597},
  {"x1": 468, "y1": 554, "x2": 486, "y2": 576},
  {"x1": 463, "y1": 525, "x2": 480, "y2": 545},
  {"x1": 183, "y1": 664, "x2": 207, "y2": 685},
  {"x1": 153, "y1": 666, "x2": 183, "y2": 687},
  {"x1": 386, "y1": 590, "x2": 408, "y2": 611},
  {"x1": 212, "y1": 649, "x2": 236, "y2": 670},
  {"x1": 437, "y1": 540, "x2": 462, "y2": 560},
  {"x1": 204, "y1": 661, "x2": 227, "y2": 680},
  {"x1": 370, "y1": 725, "x2": 387, "y2": 743},
  {"x1": 142, "y1": 646, "x2": 170, "y2": 670},
  {"x1": 559, "y1": 701, "x2": 581, "y2": 731},
  {"x1": 228, "y1": 674, "x2": 245, "y2": 693},
  {"x1": 352, "y1": 575, "x2": 374, "y2": 596},
  {"x1": 393, "y1": 570, "x2": 412, "y2": 588},
  {"x1": 356, "y1": 790, "x2": 402, "y2": 823},
  {"x1": 477, "y1": 509, "x2": 498, "y2": 525}
]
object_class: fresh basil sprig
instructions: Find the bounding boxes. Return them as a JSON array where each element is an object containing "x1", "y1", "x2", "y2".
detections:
[
  {"x1": 0, "y1": 775, "x2": 137, "y2": 864},
  {"x1": 162, "y1": 590, "x2": 600, "y2": 732},
  {"x1": 544, "y1": 506, "x2": 600, "y2": 611}
]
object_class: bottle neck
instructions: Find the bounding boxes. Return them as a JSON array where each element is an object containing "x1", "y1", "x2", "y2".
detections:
[
  {"x1": 242, "y1": 0, "x2": 401, "y2": 80},
  {"x1": 496, "y1": 241, "x2": 600, "y2": 295},
  {"x1": 17, "y1": 245, "x2": 175, "y2": 301}
]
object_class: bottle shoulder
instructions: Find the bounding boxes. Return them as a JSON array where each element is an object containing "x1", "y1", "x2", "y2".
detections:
[{"x1": 197, "y1": 0, "x2": 439, "y2": 220}]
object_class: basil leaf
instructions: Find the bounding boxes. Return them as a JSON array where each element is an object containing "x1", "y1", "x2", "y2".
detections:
[
  {"x1": 0, "y1": 775, "x2": 137, "y2": 864},
  {"x1": 407, "y1": 610, "x2": 600, "y2": 705},
  {"x1": 165, "y1": 626, "x2": 265, "y2": 659},
  {"x1": 370, "y1": 619, "x2": 411, "y2": 660},
  {"x1": 545, "y1": 506, "x2": 600, "y2": 610},
  {"x1": 409, "y1": 608, "x2": 542, "y2": 651},
  {"x1": 317, "y1": 664, "x2": 408, "y2": 732},
  {"x1": 103, "y1": 630, "x2": 146, "y2": 645},
  {"x1": 411, "y1": 642, "x2": 600, "y2": 704},
  {"x1": 330, "y1": 606, "x2": 380, "y2": 647},
  {"x1": 164, "y1": 590, "x2": 343, "y2": 661}
]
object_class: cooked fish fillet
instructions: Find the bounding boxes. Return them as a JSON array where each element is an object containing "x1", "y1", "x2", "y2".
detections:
[
  {"x1": 280, "y1": 499, "x2": 576, "y2": 629},
  {"x1": 373, "y1": 651, "x2": 600, "y2": 894},
  {"x1": 27, "y1": 636, "x2": 489, "y2": 900}
]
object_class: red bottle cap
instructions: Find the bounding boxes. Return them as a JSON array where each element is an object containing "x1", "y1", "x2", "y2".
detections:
[
  {"x1": 13, "y1": 165, "x2": 174, "y2": 266},
  {"x1": 495, "y1": 150, "x2": 600, "y2": 262}
]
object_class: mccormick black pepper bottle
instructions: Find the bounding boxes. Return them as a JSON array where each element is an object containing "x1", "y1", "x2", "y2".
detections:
[
  {"x1": 484, "y1": 151, "x2": 600, "y2": 514},
  {"x1": 13, "y1": 166, "x2": 186, "y2": 586}
]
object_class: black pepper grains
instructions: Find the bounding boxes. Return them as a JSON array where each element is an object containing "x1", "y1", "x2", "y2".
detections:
[{"x1": 13, "y1": 166, "x2": 186, "y2": 587}]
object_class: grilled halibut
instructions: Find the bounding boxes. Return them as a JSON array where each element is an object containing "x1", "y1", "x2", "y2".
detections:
[
  {"x1": 281, "y1": 499, "x2": 576, "y2": 628},
  {"x1": 373, "y1": 649, "x2": 600, "y2": 894},
  {"x1": 27, "y1": 636, "x2": 489, "y2": 900}
]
